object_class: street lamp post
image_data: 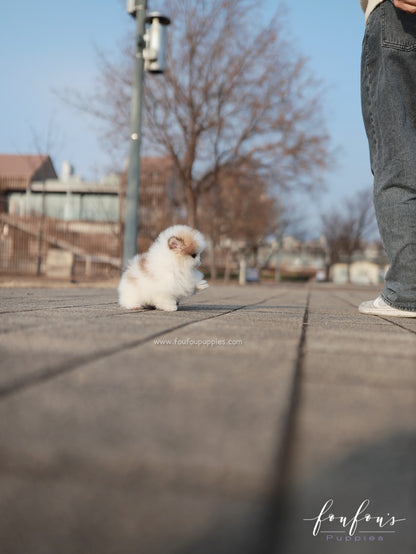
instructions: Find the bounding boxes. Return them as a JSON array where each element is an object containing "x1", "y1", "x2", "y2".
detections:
[
  {"x1": 122, "y1": 0, "x2": 147, "y2": 269},
  {"x1": 122, "y1": 1, "x2": 171, "y2": 269}
]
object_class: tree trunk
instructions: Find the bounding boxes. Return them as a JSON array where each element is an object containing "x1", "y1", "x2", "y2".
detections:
[
  {"x1": 347, "y1": 258, "x2": 352, "y2": 284},
  {"x1": 325, "y1": 263, "x2": 331, "y2": 282},
  {"x1": 185, "y1": 185, "x2": 197, "y2": 228},
  {"x1": 208, "y1": 238, "x2": 217, "y2": 281},
  {"x1": 223, "y1": 248, "x2": 232, "y2": 282}
]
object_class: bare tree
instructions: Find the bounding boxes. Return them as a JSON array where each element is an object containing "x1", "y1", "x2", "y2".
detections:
[
  {"x1": 198, "y1": 163, "x2": 277, "y2": 278},
  {"x1": 60, "y1": 0, "x2": 331, "y2": 228},
  {"x1": 29, "y1": 116, "x2": 63, "y2": 275},
  {"x1": 321, "y1": 189, "x2": 377, "y2": 281}
]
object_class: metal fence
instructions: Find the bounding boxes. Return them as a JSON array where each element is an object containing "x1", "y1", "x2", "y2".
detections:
[{"x1": 0, "y1": 214, "x2": 122, "y2": 279}]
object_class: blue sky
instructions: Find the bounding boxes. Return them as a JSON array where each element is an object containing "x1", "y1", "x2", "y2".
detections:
[{"x1": 0, "y1": 0, "x2": 372, "y2": 236}]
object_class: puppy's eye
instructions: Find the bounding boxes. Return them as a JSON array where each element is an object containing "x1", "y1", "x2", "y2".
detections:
[{"x1": 191, "y1": 253, "x2": 197, "y2": 258}]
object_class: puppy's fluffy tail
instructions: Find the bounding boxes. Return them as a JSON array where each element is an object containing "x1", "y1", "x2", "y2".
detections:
[{"x1": 118, "y1": 256, "x2": 141, "y2": 309}]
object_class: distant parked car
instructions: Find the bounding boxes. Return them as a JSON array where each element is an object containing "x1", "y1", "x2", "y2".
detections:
[
  {"x1": 246, "y1": 267, "x2": 260, "y2": 282},
  {"x1": 315, "y1": 270, "x2": 326, "y2": 282}
]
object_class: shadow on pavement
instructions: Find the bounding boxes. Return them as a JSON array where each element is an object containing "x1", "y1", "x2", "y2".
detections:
[{"x1": 172, "y1": 431, "x2": 415, "y2": 554}]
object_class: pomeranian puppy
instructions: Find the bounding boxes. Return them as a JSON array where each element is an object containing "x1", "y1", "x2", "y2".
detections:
[{"x1": 118, "y1": 225, "x2": 209, "y2": 311}]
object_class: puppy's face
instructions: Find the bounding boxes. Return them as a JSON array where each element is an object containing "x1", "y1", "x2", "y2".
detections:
[{"x1": 167, "y1": 232, "x2": 204, "y2": 268}]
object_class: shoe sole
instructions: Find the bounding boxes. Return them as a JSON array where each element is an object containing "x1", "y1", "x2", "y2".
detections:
[{"x1": 359, "y1": 304, "x2": 416, "y2": 318}]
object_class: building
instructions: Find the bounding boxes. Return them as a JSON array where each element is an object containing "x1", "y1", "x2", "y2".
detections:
[
  {"x1": 0, "y1": 155, "x2": 121, "y2": 276},
  {"x1": 331, "y1": 260, "x2": 386, "y2": 285},
  {"x1": 0, "y1": 154, "x2": 178, "y2": 277},
  {"x1": 0, "y1": 154, "x2": 57, "y2": 212},
  {"x1": 3, "y1": 158, "x2": 121, "y2": 223}
]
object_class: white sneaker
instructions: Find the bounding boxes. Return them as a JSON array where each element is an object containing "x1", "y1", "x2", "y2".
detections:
[{"x1": 359, "y1": 295, "x2": 416, "y2": 318}]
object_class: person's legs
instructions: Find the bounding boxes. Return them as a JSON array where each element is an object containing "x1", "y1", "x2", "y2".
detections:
[{"x1": 361, "y1": 0, "x2": 416, "y2": 314}]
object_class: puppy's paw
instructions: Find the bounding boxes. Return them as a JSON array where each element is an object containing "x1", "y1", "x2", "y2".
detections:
[
  {"x1": 155, "y1": 300, "x2": 178, "y2": 312},
  {"x1": 196, "y1": 280, "x2": 209, "y2": 291}
]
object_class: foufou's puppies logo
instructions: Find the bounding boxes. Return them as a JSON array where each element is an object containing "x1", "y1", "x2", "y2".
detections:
[{"x1": 303, "y1": 499, "x2": 406, "y2": 541}]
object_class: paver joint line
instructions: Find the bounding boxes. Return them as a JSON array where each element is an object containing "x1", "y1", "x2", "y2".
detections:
[
  {"x1": 0, "y1": 295, "x2": 276, "y2": 401},
  {"x1": 376, "y1": 316, "x2": 416, "y2": 335},
  {"x1": 0, "y1": 301, "x2": 117, "y2": 316},
  {"x1": 275, "y1": 289, "x2": 310, "y2": 487},
  {"x1": 261, "y1": 289, "x2": 310, "y2": 553}
]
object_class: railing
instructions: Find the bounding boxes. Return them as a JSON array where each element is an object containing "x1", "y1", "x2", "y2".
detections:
[{"x1": 0, "y1": 214, "x2": 122, "y2": 278}]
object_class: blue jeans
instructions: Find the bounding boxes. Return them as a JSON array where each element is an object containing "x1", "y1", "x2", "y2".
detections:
[{"x1": 361, "y1": 0, "x2": 416, "y2": 311}]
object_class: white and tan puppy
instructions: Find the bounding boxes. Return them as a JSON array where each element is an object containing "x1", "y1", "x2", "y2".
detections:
[{"x1": 118, "y1": 225, "x2": 209, "y2": 311}]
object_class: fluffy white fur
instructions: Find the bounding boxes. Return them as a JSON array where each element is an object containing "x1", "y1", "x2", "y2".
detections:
[{"x1": 118, "y1": 225, "x2": 209, "y2": 311}]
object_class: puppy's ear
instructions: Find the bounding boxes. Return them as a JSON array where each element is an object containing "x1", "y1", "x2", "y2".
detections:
[{"x1": 168, "y1": 236, "x2": 184, "y2": 251}]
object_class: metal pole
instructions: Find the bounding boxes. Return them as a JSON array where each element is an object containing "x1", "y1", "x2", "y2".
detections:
[{"x1": 122, "y1": 0, "x2": 147, "y2": 269}]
